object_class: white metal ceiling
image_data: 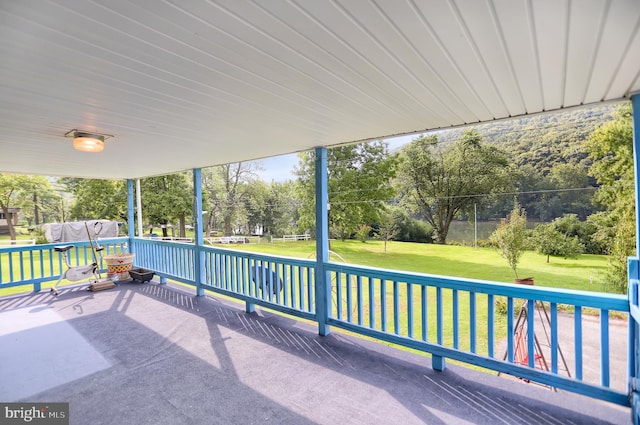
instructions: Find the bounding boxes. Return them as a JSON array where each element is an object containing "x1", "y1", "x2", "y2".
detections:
[{"x1": 1, "y1": 0, "x2": 639, "y2": 180}]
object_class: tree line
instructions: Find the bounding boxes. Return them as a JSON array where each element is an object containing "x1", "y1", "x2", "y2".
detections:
[{"x1": 0, "y1": 103, "x2": 633, "y2": 292}]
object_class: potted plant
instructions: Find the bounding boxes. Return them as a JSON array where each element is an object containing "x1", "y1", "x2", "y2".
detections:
[{"x1": 490, "y1": 201, "x2": 532, "y2": 285}]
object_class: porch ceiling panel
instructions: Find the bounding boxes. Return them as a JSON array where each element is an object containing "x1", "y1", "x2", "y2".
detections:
[{"x1": 0, "y1": 0, "x2": 639, "y2": 180}]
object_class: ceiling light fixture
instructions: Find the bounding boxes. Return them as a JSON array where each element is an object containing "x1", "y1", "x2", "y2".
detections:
[{"x1": 65, "y1": 129, "x2": 113, "y2": 153}]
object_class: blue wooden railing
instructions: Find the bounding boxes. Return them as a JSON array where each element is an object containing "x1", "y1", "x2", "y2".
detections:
[
  {"x1": 0, "y1": 238, "x2": 129, "y2": 292},
  {"x1": 325, "y1": 262, "x2": 629, "y2": 406},
  {"x1": 0, "y1": 237, "x2": 631, "y2": 408},
  {"x1": 134, "y1": 238, "x2": 316, "y2": 320}
]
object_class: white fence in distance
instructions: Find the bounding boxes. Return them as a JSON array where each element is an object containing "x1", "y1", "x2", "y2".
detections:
[{"x1": 270, "y1": 234, "x2": 311, "y2": 243}]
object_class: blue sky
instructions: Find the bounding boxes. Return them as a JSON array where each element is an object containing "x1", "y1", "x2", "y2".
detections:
[{"x1": 258, "y1": 134, "x2": 416, "y2": 182}]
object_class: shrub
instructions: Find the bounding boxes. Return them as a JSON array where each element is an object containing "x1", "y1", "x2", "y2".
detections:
[
  {"x1": 355, "y1": 224, "x2": 371, "y2": 242},
  {"x1": 489, "y1": 201, "x2": 528, "y2": 279}
]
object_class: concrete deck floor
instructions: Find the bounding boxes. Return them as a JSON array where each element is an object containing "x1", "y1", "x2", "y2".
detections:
[{"x1": 0, "y1": 281, "x2": 631, "y2": 424}]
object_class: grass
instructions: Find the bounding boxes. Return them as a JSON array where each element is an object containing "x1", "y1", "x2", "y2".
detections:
[
  {"x1": 223, "y1": 239, "x2": 609, "y2": 292},
  {"x1": 0, "y1": 232, "x2": 609, "y2": 296}
]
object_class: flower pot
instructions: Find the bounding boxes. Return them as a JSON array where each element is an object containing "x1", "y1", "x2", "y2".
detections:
[
  {"x1": 105, "y1": 253, "x2": 135, "y2": 281},
  {"x1": 515, "y1": 277, "x2": 534, "y2": 285}
]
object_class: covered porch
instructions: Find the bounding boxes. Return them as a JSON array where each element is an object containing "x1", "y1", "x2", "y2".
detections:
[{"x1": 2, "y1": 1, "x2": 640, "y2": 423}]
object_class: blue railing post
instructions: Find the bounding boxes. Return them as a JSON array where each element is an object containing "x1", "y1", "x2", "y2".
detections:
[
  {"x1": 314, "y1": 147, "x2": 331, "y2": 336},
  {"x1": 193, "y1": 168, "x2": 205, "y2": 297},
  {"x1": 127, "y1": 179, "x2": 135, "y2": 255},
  {"x1": 630, "y1": 93, "x2": 640, "y2": 423}
]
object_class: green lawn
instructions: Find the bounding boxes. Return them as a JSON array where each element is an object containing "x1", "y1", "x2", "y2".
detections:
[
  {"x1": 1, "y1": 234, "x2": 610, "y2": 295},
  {"x1": 223, "y1": 239, "x2": 609, "y2": 292}
]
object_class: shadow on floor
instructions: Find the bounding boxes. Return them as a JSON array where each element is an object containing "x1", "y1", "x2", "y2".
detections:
[{"x1": 0, "y1": 282, "x2": 630, "y2": 425}]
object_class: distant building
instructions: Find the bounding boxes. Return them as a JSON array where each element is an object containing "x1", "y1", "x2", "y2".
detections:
[{"x1": 0, "y1": 208, "x2": 20, "y2": 234}]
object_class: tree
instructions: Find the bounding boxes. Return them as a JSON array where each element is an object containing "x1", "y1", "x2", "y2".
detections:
[
  {"x1": 14, "y1": 177, "x2": 60, "y2": 225},
  {"x1": 0, "y1": 174, "x2": 51, "y2": 240},
  {"x1": 242, "y1": 180, "x2": 268, "y2": 236},
  {"x1": 264, "y1": 181, "x2": 299, "y2": 237},
  {"x1": 355, "y1": 224, "x2": 371, "y2": 242},
  {"x1": 585, "y1": 102, "x2": 634, "y2": 292},
  {"x1": 376, "y1": 212, "x2": 398, "y2": 252},
  {"x1": 532, "y1": 223, "x2": 584, "y2": 263},
  {"x1": 141, "y1": 173, "x2": 192, "y2": 237},
  {"x1": 397, "y1": 129, "x2": 510, "y2": 244},
  {"x1": 59, "y1": 178, "x2": 128, "y2": 222},
  {"x1": 547, "y1": 163, "x2": 594, "y2": 220},
  {"x1": 203, "y1": 162, "x2": 260, "y2": 237},
  {"x1": 295, "y1": 141, "x2": 398, "y2": 240},
  {"x1": 490, "y1": 202, "x2": 528, "y2": 279}
]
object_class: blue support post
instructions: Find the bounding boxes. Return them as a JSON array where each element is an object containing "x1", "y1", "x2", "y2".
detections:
[
  {"x1": 314, "y1": 147, "x2": 331, "y2": 336},
  {"x1": 193, "y1": 168, "x2": 205, "y2": 297},
  {"x1": 631, "y1": 93, "x2": 640, "y2": 423},
  {"x1": 634, "y1": 94, "x2": 640, "y2": 255},
  {"x1": 127, "y1": 179, "x2": 135, "y2": 254}
]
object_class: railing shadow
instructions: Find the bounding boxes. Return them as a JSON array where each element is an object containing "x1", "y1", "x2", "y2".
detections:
[
  {"x1": 131, "y1": 282, "x2": 630, "y2": 424},
  {"x1": 0, "y1": 281, "x2": 629, "y2": 424}
]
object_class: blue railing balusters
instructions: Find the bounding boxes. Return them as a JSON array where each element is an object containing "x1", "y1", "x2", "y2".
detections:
[
  {"x1": 453, "y1": 289, "x2": 459, "y2": 349},
  {"x1": 379, "y1": 278, "x2": 386, "y2": 331},
  {"x1": 407, "y1": 283, "x2": 414, "y2": 339},
  {"x1": 421, "y1": 285, "x2": 428, "y2": 342},
  {"x1": 437, "y1": 287, "x2": 443, "y2": 346},
  {"x1": 9, "y1": 251, "x2": 14, "y2": 282},
  {"x1": 576, "y1": 306, "x2": 583, "y2": 380},
  {"x1": 601, "y1": 310, "x2": 610, "y2": 387},
  {"x1": 487, "y1": 294, "x2": 494, "y2": 358},
  {"x1": 507, "y1": 297, "x2": 514, "y2": 363},
  {"x1": 307, "y1": 268, "x2": 314, "y2": 313},
  {"x1": 368, "y1": 276, "x2": 375, "y2": 328},
  {"x1": 346, "y1": 273, "x2": 353, "y2": 322},
  {"x1": 470, "y1": 292, "x2": 476, "y2": 353},
  {"x1": 29, "y1": 250, "x2": 34, "y2": 281},
  {"x1": 393, "y1": 281, "x2": 400, "y2": 334},
  {"x1": 0, "y1": 238, "x2": 631, "y2": 407},
  {"x1": 551, "y1": 302, "x2": 559, "y2": 374},
  {"x1": 357, "y1": 275, "x2": 363, "y2": 326},
  {"x1": 527, "y1": 299, "x2": 535, "y2": 368},
  {"x1": 336, "y1": 271, "x2": 343, "y2": 320}
]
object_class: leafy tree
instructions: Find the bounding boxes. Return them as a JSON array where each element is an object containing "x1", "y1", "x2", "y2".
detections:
[
  {"x1": 141, "y1": 173, "x2": 192, "y2": 237},
  {"x1": 264, "y1": 181, "x2": 299, "y2": 237},
  {"x1": 490, "y1": 202, "x2": 527, "y2": 279},
  {"x1": 59, "y1": 178, "x2": 128, "y2": 222},
  {"x1": 585, "y1": 102, "x2": 634, "y2": 292},
  {"x1": 547, "y1": 164, "x2": 594, "y2": 220},
  {"x1": 376, "y1": 211, "x2": 398, "y2": 252},
  {"x1": 397, "y1": 130, "x2": 510, "y2": 244},
  {"x1": 203, "y1": 162, "x2": 260, "y2": 236},
  {"x1": 13, "y1": 177, "x2": 60, "y2": 225},
  {"x1": 295, "y1": 141, "x2": 398, "y2": 240},
  {"x1": 586, "y1": 211, "x2": 616, "y2": 255},
  {"x1": 587, "y1": 103, "x2": 634, "y2": 216},
  {"x1": 552, "y1": 213, "x2": 602, "y2": 254},
  {"x1": 0, "y1": 174, "x2": 51, "y2": 240},
  {"x1": 355, "y1": 224, "x2": 371, "y2": 242},
  {"x1": 532, "y1": 222, "x2": 584, "y2": 263},
  {"x1": 604, "y1": 204, "x2": 636, "y2": 293},
  {"x1": 243, "y1": 180, "x2": 270, "y2": 235}
]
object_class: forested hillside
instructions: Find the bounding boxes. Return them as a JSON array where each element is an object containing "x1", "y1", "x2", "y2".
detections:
[
  {"x1": 405, "y1": 103, "x2": 620, "y2": 222},
  {"x1": 433, "y1": 104, "x2": 617, "y2": 175}
]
